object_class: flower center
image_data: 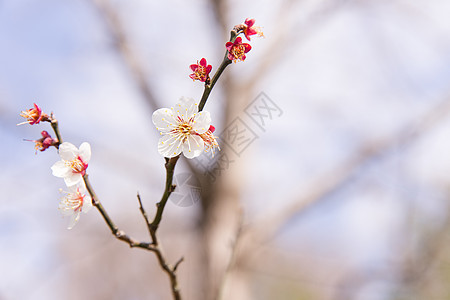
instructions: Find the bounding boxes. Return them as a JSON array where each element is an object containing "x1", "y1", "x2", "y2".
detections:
[
  {"x1": 176, "y1": 122, "x2": 193, "y2": 137},
  {"x1": 34, "y1": 141, "x2": 44, "y2": 151},
  {"x1": 20, "y1": 109, "x2": 40, "y2": 123},
  {"x1": 198, "y1": 128, "x2": 220, "y2": 157},
  {"x1": 61, "y1": 189, "x2": 85, "y2": 212},
  {"x1": 194, "y1": 66, "x2": 207, "y2": 80},
  {"x1": 232, "y1": 45, "x2": 246, "y2": 60},
  {"x1": 66, "y1": 156, "x2": 88, "y2": 175}
]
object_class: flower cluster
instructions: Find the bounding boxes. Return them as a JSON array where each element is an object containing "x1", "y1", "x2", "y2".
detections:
[
  {"x1": 20, "y1": 104, "x2": 57, "y2": 152},
  {"x1": 188, "y1": 18, "x2": 263, "y2": 82},
  {"x1": 156, "y1": 18, "x2": 263, "y2": 159},
  {"x1": 152, "y1": 97, "x2": 219, "y2": 159},
  {"x1": 51, "y1": 142, "x2": 92, "y2": 229},
  {"x1": 19, "y1": 104, "x2": 93, "y2": 229},
  {"x1": 226, "y1": 18, "x2": 263, "y2": 63}
]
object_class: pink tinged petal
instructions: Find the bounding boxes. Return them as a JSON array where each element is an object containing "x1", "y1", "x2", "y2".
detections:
[
  {"x1": 247, "y1": 28, "x2": 257, "y2": 36},
  {"x1": 206, "y1": 65, "x2": 212, "y2": 73},
  {"x1": 190, "y1": 64, "x2": 198, "y2": 72},
  {"x1": 235, "y1": 37, "x2": 243, "y2": 44},
  {"x1": 64, "y1": 173, "x2": 83, "y2": 187},
  {"x1": 245, "y1": 18, "x2": 255, "y2": 27},
  {"x1": 192, "y1": 111, "x2": 211, "y2": 134},
  {"x1": 243, "y1": 44, "x2": 252, "y2": 52},
  {"x1": 158, "y1": 134, "x2": 183, "y2": 158},
  {"x1": 225, "y1": 41, "x2": 233, "y2": 51},
  {"x1": 78, "y1": 142, "x2": 91, "y2": 163},
  {"x1": 199, "y1": 58, "x2": 207, "y2": 67},
  {"x1": 51, "y1": 160, "x2": 71, "y2": 178},
  {"x1": 182, "y1": 135, "x2": 204, "y2": 159},
  {"x1": 59, "y1": 142, "x2": 78, "y2": 161},
  {"x1": 153, "y1": 108, "x2": 177, "y2": 132}
]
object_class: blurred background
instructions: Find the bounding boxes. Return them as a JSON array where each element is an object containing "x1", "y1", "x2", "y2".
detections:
[{"x1": 2, "y1": 0, "x2": 450, "y2": 299}]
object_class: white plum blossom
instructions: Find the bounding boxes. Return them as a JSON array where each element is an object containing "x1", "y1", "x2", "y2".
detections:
[
  {"x1": 59, "y1": 183, "x2": 92, "y2": 229},
  {"x1": 51, "y1": 142, "x2": 91, "y2": 187},
  {"x1": 152, "y1": 97, "x2": 213, "y2": 159}
]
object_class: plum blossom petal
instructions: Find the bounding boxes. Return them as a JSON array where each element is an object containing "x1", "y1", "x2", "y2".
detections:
[
  {"x1": 158, "y1": 134, "x2": 183, "y2": 158},
  {"x1": 191, "y1": 111, "x2": 211, "y2": 134},
  {"x1": 175, "y1": 96, "x2": 199, "y2": 118},
  {"x1": 152, "y1": 108, "x2": 177, "y2": 133},
  {"x1": 78, "y1": 142, "x2": 91, "y2": 163},
  {"x1": 59, "y1": 142, "x2": 78, "y2": 161},
  {"x1": 182, "y1": 135, "x2": 204, "y2": 159},
  {"x1": 52, "y1": 160, "x2": 71, "y2": 178}
]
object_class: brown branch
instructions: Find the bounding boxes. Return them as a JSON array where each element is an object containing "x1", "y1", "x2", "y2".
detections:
[
  {"x1": 85, "y1": 162, "x2": 183, "y2": 300},
  {"x1": 83, "y1": 174, "x2": 157, "y2": 251},
  {"x1": 78, "y1": 3, "x2": 246, "y2": 299},
  {"x1": 47, "y1": 114, "x2": 183, "y2": 299}
]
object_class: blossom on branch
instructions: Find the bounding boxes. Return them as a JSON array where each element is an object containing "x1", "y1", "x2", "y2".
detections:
[
  {"x1": 51, "y1": 142, "x2": 91, "y2": 187},
  {"x1": 25, "y1": 131, "x2": 57, "y2": 153},
  {"x1": 18, "y1": 103, "x2": 49, "y2": 125},
  {"x1": 198, "y1": 125, "x2": 220, "y2": 157},
  {"x1": 242, "y1": 18, "x2": 264, "y2": 41},
  {"x1": 152, "y1": 97, "x2": 213, "y2": 159},
  {"x1": 189, "y1": 58, "x2": 212, "y2": 82},
  {"x1": 59, "y1": 183, "x2": 92, "y2": 229},
  {"x1": 226, "y1": 37, "x2": 252, "y2": 63}
]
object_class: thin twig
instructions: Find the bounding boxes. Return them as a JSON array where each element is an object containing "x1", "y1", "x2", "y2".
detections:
[
  {"x1": 150, "y1": 156, "x2": 180, "y2": 232},
  {"x1": 198, "y1": 29, "x2": 239, "y2": 112},
  {"x1": 137, "y1": 192, "x2": 152, "y2": 237},
  {"x1": 83, "y1": 174, "x2": 157, "y2": 251},
  {"x1": 48, "y1": 115, "x2": 63, "y2": 148}
]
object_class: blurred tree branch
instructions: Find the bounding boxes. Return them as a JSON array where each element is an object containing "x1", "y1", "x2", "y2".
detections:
[{"x1": 230, "y1": 94, "x2": 450, "y2": 281}]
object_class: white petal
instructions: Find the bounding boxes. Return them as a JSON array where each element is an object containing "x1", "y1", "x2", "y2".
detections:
[
  {"x1": 64, "y1": 173, "x2": 83, "y2": 187},
  {"x1": 51, "y1": 161, "x2": 71, "y2": 178},
  {"x1": 192, "y1": 111, "x2": 211, "y2": 134},
  {"x1": 175, "y1": 97, "x2": 198, "y2": 120},
  {"x1": 152, "y1": 108, "x2": 177, "y2": 132},
  {"x1": 82, "y1": 194, "x2": 93, "y2": 213},
  {"x1": 182, "y1": 135, "x2": 204, "y2": 159},
  {"x1": 158, "y1": 134, "x2": 183, "y2": 158},
  {"x1": 78, "y1": 142, "x2": 91, "y2": 163},
  {"x1": 67, "y1": 212, "x2": 81, "y2": 230},
  {"x1": 59, "y1": 142, "x2": 78, "y2": 160}
]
